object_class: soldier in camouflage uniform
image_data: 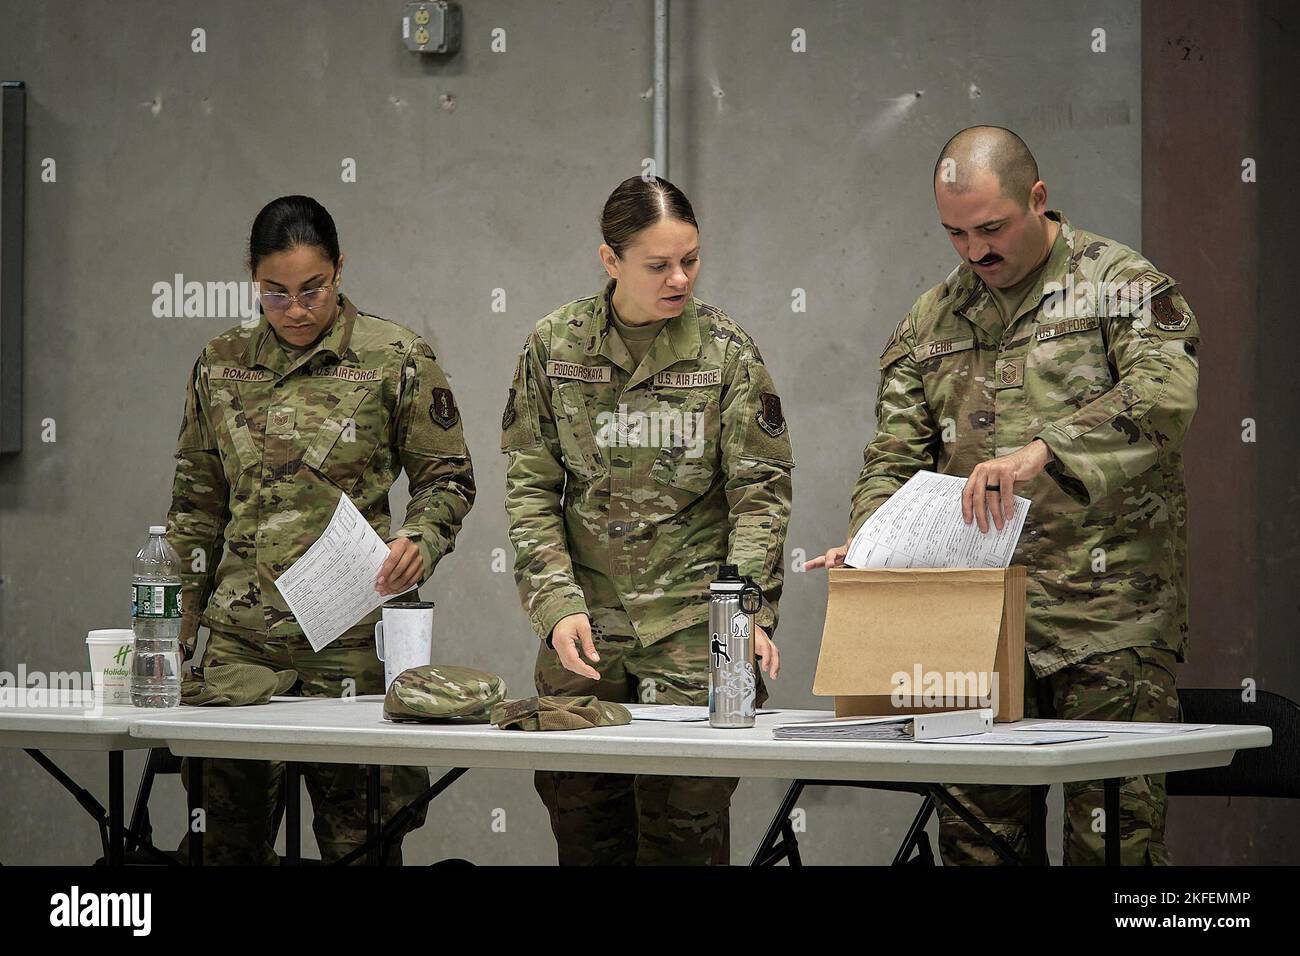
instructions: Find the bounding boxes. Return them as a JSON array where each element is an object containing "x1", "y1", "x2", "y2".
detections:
[
  {"x1": 502, "y1": 177, "x2": 794, "y2": 865},
  {"x1": 810, "y1": 128, "x2": 1198, "y2": 864},
  {"x1": 168, "y1": 196, "x2": 475, "y2": 864}
]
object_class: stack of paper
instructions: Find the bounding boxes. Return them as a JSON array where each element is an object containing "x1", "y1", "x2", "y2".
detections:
[
  {"x1": 1010, "y1": 720, "x2": 1212, "y2": 735},
  {"x1": 919, "y1": 731, "x2": 1107, "y2": 745},
  {"x1": 846, "y1": 470, "x2": 1030, "y2": 569},
  {"x1": 623, "y1": 705, "x2": 779, "y2": 723}
]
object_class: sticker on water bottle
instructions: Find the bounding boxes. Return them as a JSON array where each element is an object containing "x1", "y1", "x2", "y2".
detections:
[{"x1": 133, "y1": 583, "x2": 181, "y2": 618}]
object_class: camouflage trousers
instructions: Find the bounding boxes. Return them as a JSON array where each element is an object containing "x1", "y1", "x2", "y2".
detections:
[
  {"x1": 533, "y1": 608, "x2": 768, "y2": 866},
  {"x1": 937, "y1": 646, "x2": 1179, "y2": 866},
  {"x1": 179, "y1": 623, "x2": 430, "y2": 865}
]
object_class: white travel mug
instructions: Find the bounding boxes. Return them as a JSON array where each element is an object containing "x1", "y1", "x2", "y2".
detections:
[{"x1": 374, "y1": 601, "x2": 435, "y2": 690}]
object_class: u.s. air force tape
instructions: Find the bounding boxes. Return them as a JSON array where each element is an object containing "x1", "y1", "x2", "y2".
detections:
[{"x1": 653, "y1": 369, "x2": 721, "y2": 387}]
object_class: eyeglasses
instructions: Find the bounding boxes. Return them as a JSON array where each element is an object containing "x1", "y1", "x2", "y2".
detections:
[{"x1": 258, "y1": 277, "x2": 337, "y2": 313}]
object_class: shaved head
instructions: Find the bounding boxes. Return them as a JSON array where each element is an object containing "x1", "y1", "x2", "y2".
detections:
[{"x1": 934, "y1": 126, "x2": 1039, "y2": 205}]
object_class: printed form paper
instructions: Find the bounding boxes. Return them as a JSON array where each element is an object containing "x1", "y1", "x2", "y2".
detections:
[
  {"x1": 1010, "y1": 720, "x2": 1214, "y2": 735},
  {"x1": 624, "y1": 705, "x2": 779, "y2": 722},
  {"x1": 846, "y1": 470, "x2": 1031, "y2": 569},
  {"x1": 274, "y1": 493, "x2": 390, "y2": 652},
  {"x1": 918, "y1": 731, "x2": 1107, "y2": 745}
]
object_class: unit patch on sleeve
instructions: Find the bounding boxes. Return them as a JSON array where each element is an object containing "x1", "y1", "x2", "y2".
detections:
[
  {"x1": 429, "y1": 387, "x2": 460, "y2": 429},
  {"x1": 756, "y1": 393, "x2": 787, "y2": 437},
  {"x1": 1151, "y1": 292, "x2": 1191, "y2": 332},
  {"x1": 502, "y1": 387, "x2": 518, "y2": 429}
]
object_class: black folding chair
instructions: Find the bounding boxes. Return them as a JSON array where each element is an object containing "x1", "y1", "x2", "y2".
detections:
[
  {"x1": 752, "y1": 688, "x2": 1293, "y2": 866},
  {"x1": 110, "y1": 747, "x2": 473, "y2": 866},
  {"x1": 1167, "y1": 689, "x2": 1299, "y2": 799},
  {"x1": 92, "y1": 747, "x2": 184, "y2": 866},
  {"x1": 751, "y1": 781, "x2": 944, "y2": 866},
  {"x1": 95, "y1": 746, "x2": 326, "y2": 866}
]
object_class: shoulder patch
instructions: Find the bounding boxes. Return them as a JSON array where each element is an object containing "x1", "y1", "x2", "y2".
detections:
[
  {"x1": 756, "y1": 393, "x2": 787, "y2": 438},
  {"x1": 1116, "y1": 270, "x2": 1166, "y2": 311},
  {"x1": 1150, "y1": 292, "x2": 1191, "y2": 332},
  {"x1": 429, "y1": 388, "x2": 460, "y2": 429},
  {"x1": 502, "y1": 387, "x2": 518, "y2": 429}
]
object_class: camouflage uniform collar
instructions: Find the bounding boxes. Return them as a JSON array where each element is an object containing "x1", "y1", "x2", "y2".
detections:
[
  {"x1": 589, "y1": 280, "x2": 636, "y2": 373},
  {"x1": 587, "y1": 279, "x2": 703, "y2": 388},
  {"x1": 1034, "y1": 211, "x2": 1075, "y2": 307},
  {"x1": 952, "y1": 210, "x2": 1071, "y2": 339},
  {"x1": 246, "y1": 293, "x2": 359, "y2": 377}
]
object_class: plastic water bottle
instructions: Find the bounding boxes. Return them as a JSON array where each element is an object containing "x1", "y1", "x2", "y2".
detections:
[{"x1": 130, "y1": 526, "x2": 183, "y2": 708}]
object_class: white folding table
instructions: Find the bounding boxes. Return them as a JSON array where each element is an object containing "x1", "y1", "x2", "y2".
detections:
[{"x1": 129, "y1": 698, "x2": 1273, "y2": 866}]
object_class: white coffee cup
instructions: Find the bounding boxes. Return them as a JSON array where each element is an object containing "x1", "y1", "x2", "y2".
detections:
[
  {"x1": 87, "y1": 629, "x2": 135, "y2": 704},
  {"x1": 374, "y1": 602, "x2": 435, "y2": 690}
]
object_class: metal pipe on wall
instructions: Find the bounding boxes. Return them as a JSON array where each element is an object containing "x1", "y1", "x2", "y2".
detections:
[{"x1": 653, "y1": 0, "x2": 669, "y2": 180}]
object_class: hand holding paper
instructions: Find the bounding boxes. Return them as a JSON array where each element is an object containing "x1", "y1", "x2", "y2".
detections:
[
  {"x1": 845, "y1": 471, "x2": 1030, "y2": 569},
  {"x1": 960, "y1": 439, "x2": 1052, "y2": 533},
  {"x1": 273, "y1": 493, "x2": 392, "y2": 652}
]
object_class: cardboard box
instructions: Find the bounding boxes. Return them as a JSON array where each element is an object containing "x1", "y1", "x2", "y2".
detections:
[{"x1": 813, "y1": 566, "x2": 1025, "y2": 722}]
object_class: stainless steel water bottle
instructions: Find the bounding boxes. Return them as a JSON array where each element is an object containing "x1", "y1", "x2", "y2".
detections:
[{"x1": 708, "y1": 564, "x2": 762, "y2": 728}]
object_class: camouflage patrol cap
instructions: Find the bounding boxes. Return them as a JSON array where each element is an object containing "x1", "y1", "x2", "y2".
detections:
[
  {"x1": 181, "y1": 662, "x2": 299, "y2": 707},
  {"x1": 383, "y1": 665, "x2": 508, "y2": 723},
  {"x1": 490, "y1": 695, "x2": 632, "y2": 732}
]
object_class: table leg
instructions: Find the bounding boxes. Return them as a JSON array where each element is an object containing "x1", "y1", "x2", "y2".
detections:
[
  {"x1": 331, "y1": 767, "x2": 469, "y2": 867},
  {"x1": 108, "y1": 751, "x2": 124, "y2": 867},
  {"x1": 25, "y1": 749, "x2": 111, "y2": 862},
  {"x1": 188, "y1": 757, "x2": 204, "y2": 867},
  {"x1": 1104, "y1": 777, "x2": 1121, "y2": 866},
  {"x1": 285, "y1": 762, "x2": 301, "y2": 866},
  {"x1": 892, "y1": 794, "x2": 936, "y2": 866},
  {"x1": 928, "y1": 785, "x2": 1023, "y2": 865},
  {"x1": 1027, "y1": 784, "x2": 1048, "y2": 866},
  {"x1": 749, "y1": 780, "x2": 805, "y2": 867},
  {"x1": 366, "y1": 765, "x2": 381, "y2": 866}
]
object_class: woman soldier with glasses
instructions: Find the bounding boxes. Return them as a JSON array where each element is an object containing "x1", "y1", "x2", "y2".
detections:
[{"x1": 165, "y1": 195, "x2": 475, "y2": 864}]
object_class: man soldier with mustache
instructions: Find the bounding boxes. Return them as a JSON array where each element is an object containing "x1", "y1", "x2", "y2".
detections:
[{"x1": 808, "y1": 126, "x2": 1200, "y2": 866}]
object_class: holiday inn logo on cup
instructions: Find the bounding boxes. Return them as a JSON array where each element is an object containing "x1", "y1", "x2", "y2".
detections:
[{"x1": 87, "y1": 629, "x2": 135, "y2": 706}]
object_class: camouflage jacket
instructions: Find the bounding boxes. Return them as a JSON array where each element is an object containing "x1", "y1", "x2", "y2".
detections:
[
  {"x1": 502, "y1": 280, "x2": 794, "y2": 646},
  {"x1": 167, "y1": 294, "x2": 475, "y2": 653},
  {"x1": 850, "y1": 212, "x2": 1199, "y2": 676}
]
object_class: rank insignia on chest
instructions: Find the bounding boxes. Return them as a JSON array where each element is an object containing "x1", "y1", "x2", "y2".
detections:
[
  {"x1": 502, "y1": 387, "x2": 517, "y2": 429},
  {"x1": 268, "y1": 406, "x2": 296, "y2": 436},
  {"x1": 1150, "y1": 293, "x2": 1191, "y2": 332},
  {"x1": 995, "y1": 358, "x2": 1024, "y2": 389},
  {"x1": 756, "y1": 392, "x2": 787, "y2": 437},
  {"x1": 429, "y1": 388, "x2": 460, "y2": 429}
]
